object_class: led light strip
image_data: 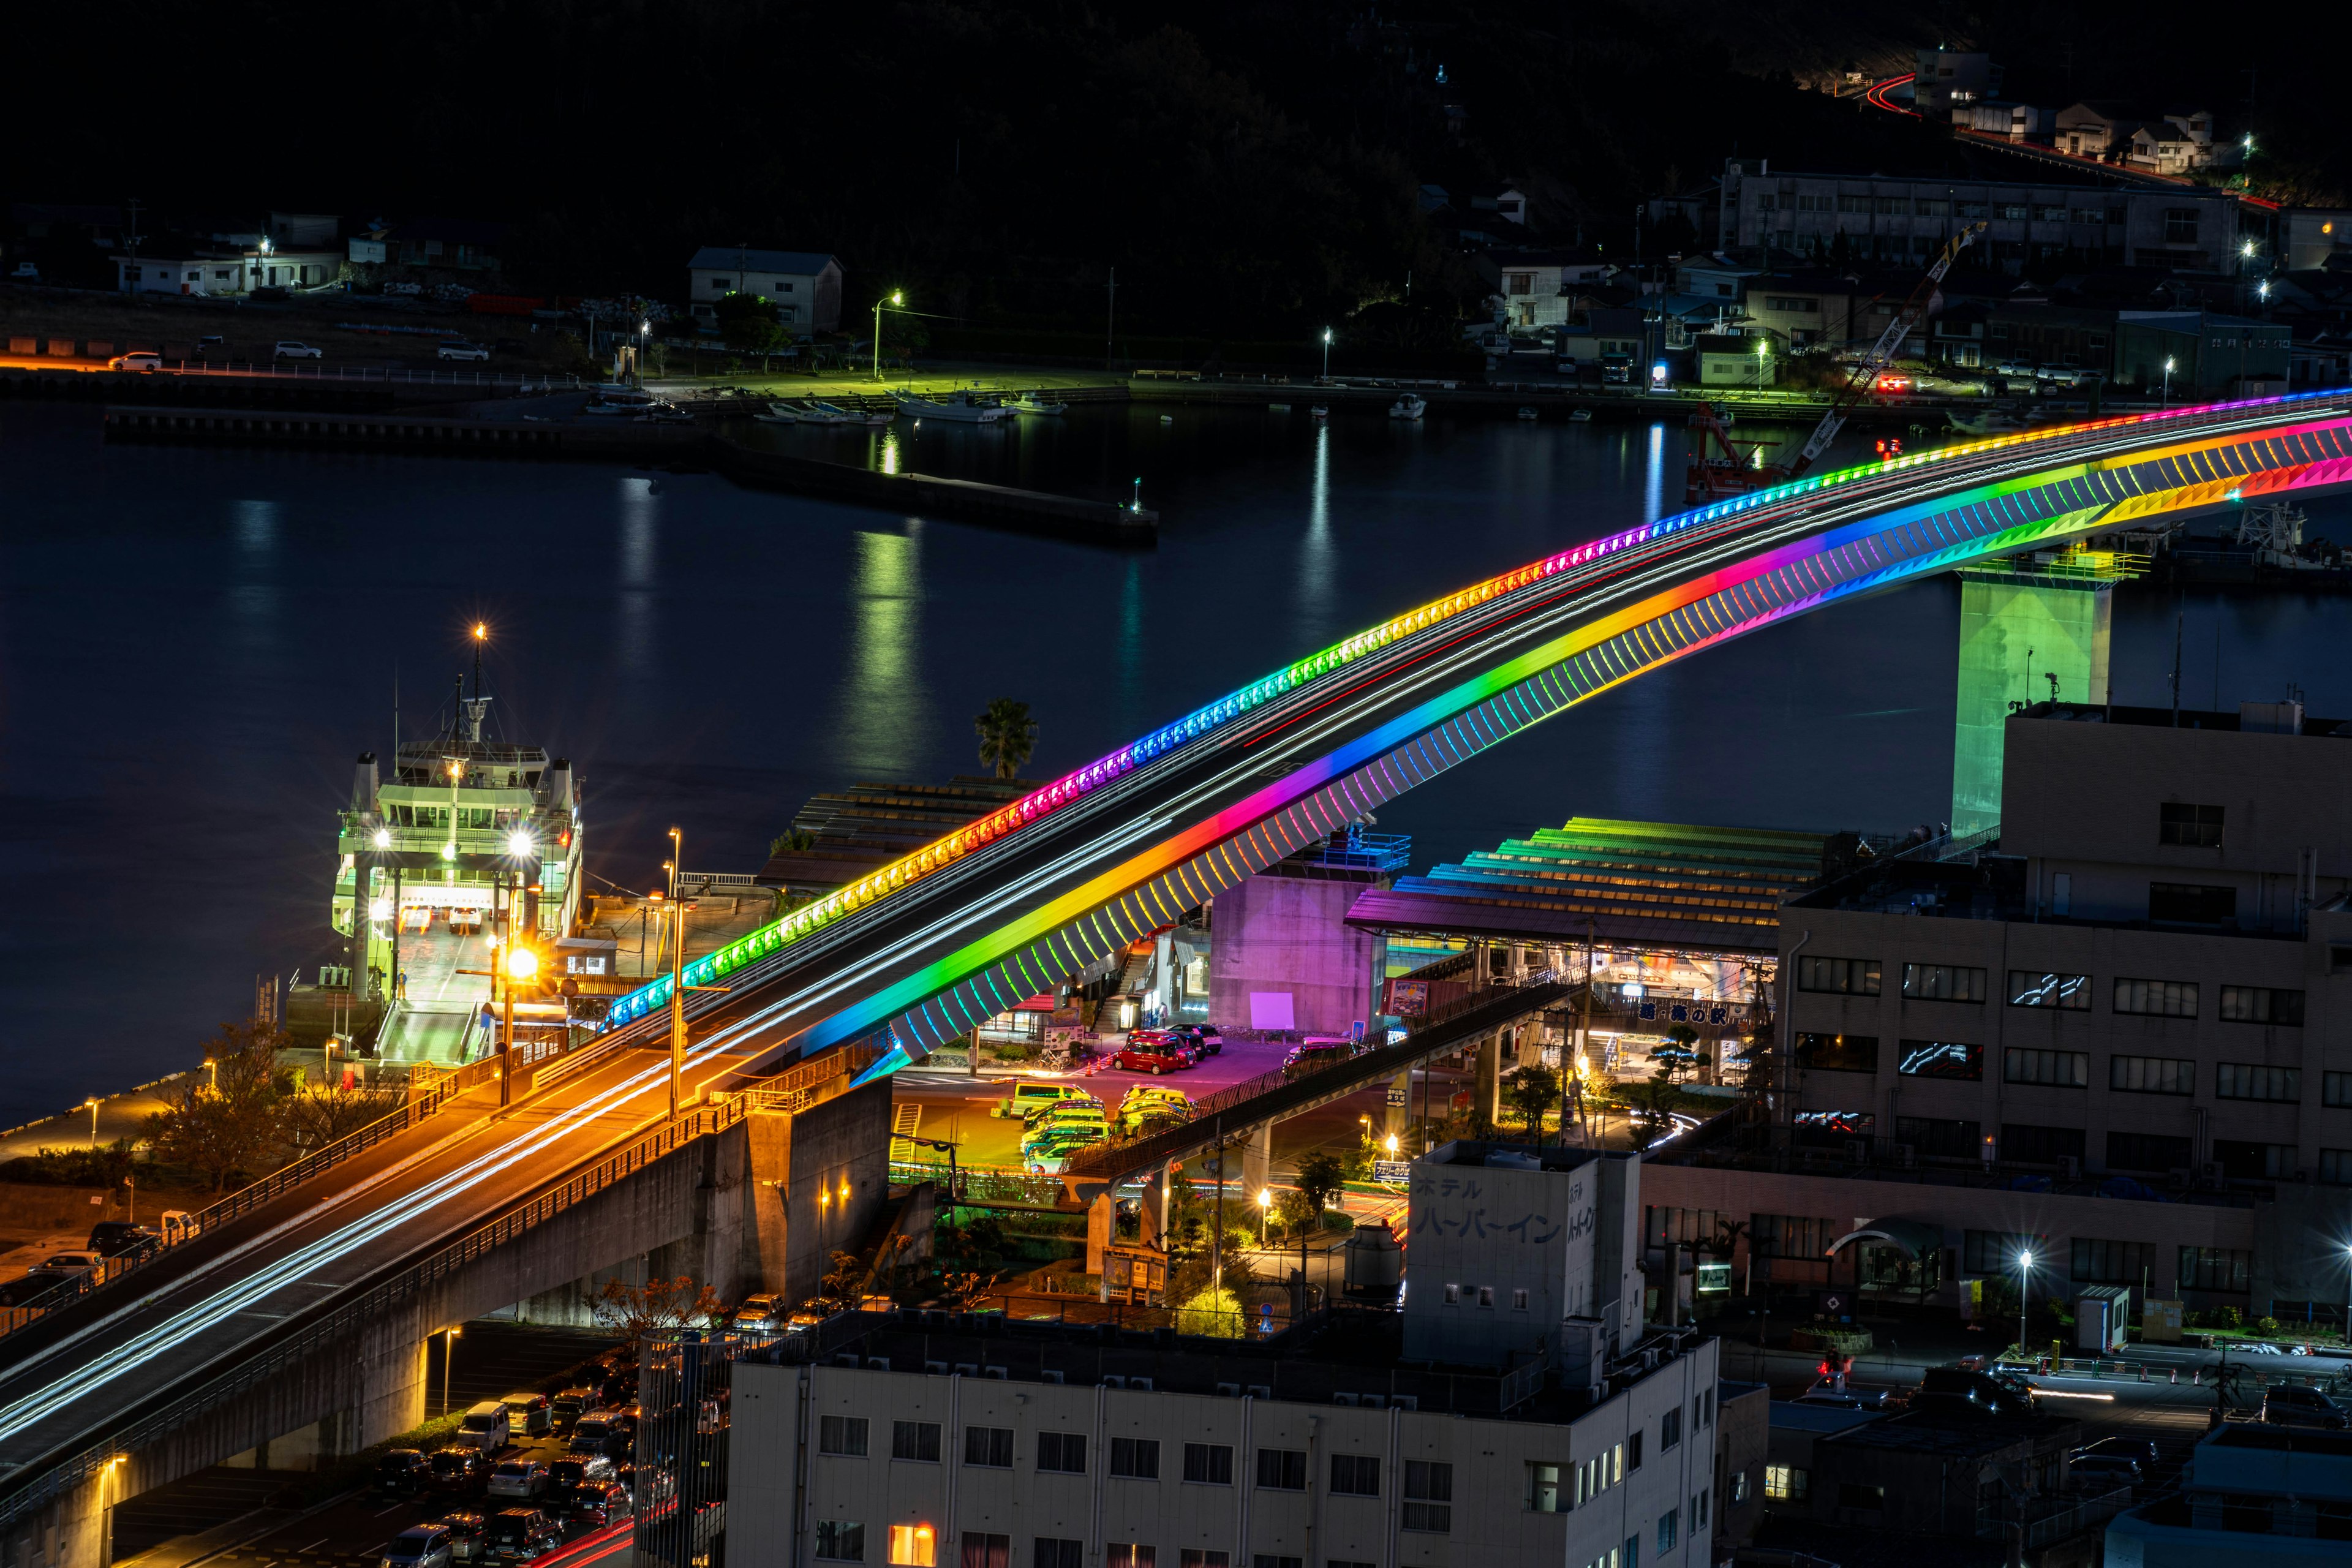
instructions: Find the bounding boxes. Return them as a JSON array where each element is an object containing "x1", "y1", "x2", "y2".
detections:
[{"x1": 601, "y1": 387, "x2": 2348, "y2": 1030}]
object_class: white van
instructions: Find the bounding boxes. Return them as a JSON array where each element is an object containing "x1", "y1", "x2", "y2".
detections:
[{"x1": 458, "y1": 1400, "x2": 511, "y2": 1452}]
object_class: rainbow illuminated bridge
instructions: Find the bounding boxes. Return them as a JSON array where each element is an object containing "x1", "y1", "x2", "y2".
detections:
[{"x1": 595, "y1": 389, "x2": 2352, "y2": 1084}]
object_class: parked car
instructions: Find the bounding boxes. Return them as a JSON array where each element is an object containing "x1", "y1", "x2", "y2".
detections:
[
  {"x1": 569, "y1": 1483, "x2": 630, "y2": 1528},
  {"x1": 2068, "y1": 1454, "x2": 2143, "y2": 1487},
  {"x1": 485, "y1": 1461, "x2": 548, "y2": 1501},
  {"x1": 1116, "y1": 1085, "x2": 1193, "y2": 1134},
  {"x1": 1281, "y1": 1039, "x2": 1357, "y2": 1079},
  {"x1": 547, "y1": 1455, "x2": 612, "y2": 1499},
  {"x1": 569, "y1": 1415, "x2": 624, "y2": 1459},
  {"x1": 0, "y1": 1269, "x2": 77, "y2": 1306},
  {"x1": 195, "y1": 334, "x2": 225, "y2": 352},
  {"x1": 1166, "y1": 1023, "x2": 1223, "y2": 1056},
  {"x1": 429, "y1": 1446, "x2": 490, "y2": 1494},
  {"x1": 431, "y1": 1513, "x2": 488, "y2": 1563},
  {"x1": 550, "y1": 1389, "x2": 594, "y2": 1432},
  {"x1": 9, "y1": 263, "x2": 39, "y2": 280},
  {"x1": 1110, "y1": 1038, "x2": 1193, "y2": 1075},
  {"x1": 41, "y1": 1252, "x2": 102, "y2": 1276},
  {"x1": 500, "y1": 1393, "x2": 552, "y2": 1436},
  {"x1": 1913, "y1": 1367, "x2": 2033, "y2": 1417},
  {"x1": 992, "y1": 1083, "x2": 1095, "y2": 1119},
  {"x1": 381, "y1": 1524, "x2": 455, "y2": 1568},
  {"x1": 107, "y1": 352, "x2": 162, "y2": 372},
  {"x1": 273, "y1": 341, "x2": 324, "y2": 360},
  {"x1": 437, "y1": 341, "x2": 491, "y2": 361},
  {"x1": 86, "y1": 1222, "x2": 160, "y2": 1259},
  {"x1": 2260, "y1": 1384, "x2": 2348, "y2": 1430},
  {"x1": 731, "y1": 1294, "x2": 782, "y2": 1333},
  {"x1": 458, "y1": 1400, "x2": 512, "y2": 1452},
  {"x1": 484, "y1": 1508, "x2": 560, "y2": 1562},
  {"x1": 373, "y1": 1449, "x2": 435, "y2": 1500}
]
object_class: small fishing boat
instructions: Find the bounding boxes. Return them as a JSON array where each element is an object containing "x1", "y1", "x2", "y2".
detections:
[
  {"x1": 754, "y1": 402, "x2": 801, "y2": 424},
  {"x1": 1389, "y1": 393, "x2": 1426, "y2": 421},
  {"x1": 1012, "y1": 395, "x2": 1069, "y2": 416},
  {"x1": 890, "y1": 390, "x2": 1011, "y2": 424},
  {"x1": 1310, "y1": 405, "x2": 1330, "y2": 421},
  {"x1": 1517, "y1": 407, "x2": 1539, "y2": 421},
  {"x1": 813, "y1": 401, "x2": 892, "y2": 426},
  {"x1": 1569, "y1": 407, "x2": 1593, "y2": 423}
]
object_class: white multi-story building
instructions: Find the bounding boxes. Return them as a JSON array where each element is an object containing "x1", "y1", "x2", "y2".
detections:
[
  {"x1": 2105, "y1": 1422, "x2": 2352, "y2": 1564},
  {"x1": 687, "y1": 246, "x2": 845, "y2": 334},
  {"x1": 728, "y1": 1144, "x2": 1735, "y2": 1568}
]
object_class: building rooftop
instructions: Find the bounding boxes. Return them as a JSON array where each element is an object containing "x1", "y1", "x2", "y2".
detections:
[
  {"x1": 1768, "y1": 1400, "x2": 1890, "y2": 1436},
  {"x1": 1346, "y1": 816, "x2": 1829, "y2": 955},
  {"x1": 764, "y1": 1305, "x2": 1708, "y2": 1426},
  {"x1": 1821, "y1": 1407, "x2": 2080, "y2": 1457},
  {"x1": 757, "y1": 775, "x2": 1036, "y2": 891},
  {"x1": 2017, "y1": 698, "x2": 2350, "y2": 736},
  {"x1": 688, "y1": 246, "x2": 840, "y2": 276}
]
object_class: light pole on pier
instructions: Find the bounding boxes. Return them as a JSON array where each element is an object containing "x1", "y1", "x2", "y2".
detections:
[{"x1": 668, "y1": 829, "x2": 685, "y2": 1117}]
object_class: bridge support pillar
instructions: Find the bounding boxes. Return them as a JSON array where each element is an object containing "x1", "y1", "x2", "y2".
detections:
[
  {"x1": 1383, "y1": 1070, "x2": 1411, "y2": 1144},
  {"x1": 1140, "y1": 1162, "x2": 1170, "y2": 1249},
  {"x1": 1242, "y1": 1121, "x2": 1274, "y2": 1197},
  {"x1": 1086, "y1": 1191, "x2": 1116, "y2": 1275},
  {"x1": 1476, "y1": 1032, "x2": 1501, "y2": 1127}
]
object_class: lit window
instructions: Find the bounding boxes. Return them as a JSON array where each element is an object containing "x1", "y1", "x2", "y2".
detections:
[{"x1": 888, "y1": 1526, "x2": 935, "y2": 1567}]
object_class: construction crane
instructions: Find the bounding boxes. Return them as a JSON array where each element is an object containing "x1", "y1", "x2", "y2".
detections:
[{"x1": 1788, "y1": 220, "x2": 1988, "y2": 477}]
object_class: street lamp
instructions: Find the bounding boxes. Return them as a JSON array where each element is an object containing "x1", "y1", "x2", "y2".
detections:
[
  {"x1": 85, "y1": 1098, "x2": 102, "y2": 1150},
  {"x1": 1320, "y1": 328, "x2": 1333, "y2": 381},
  {"x1": 2017, "y1": 1248, "x2": 2034, "y2": 1360},
  {"x1": 873, "y1": 291, "x2": 904, "y2": 382},
  {"x1": 2163, "y1": 355, "x2": 2175, "y2": 407},
  {"x1": 667, "y1": 829, "x2": 685, "y2": 1116},
  {"x1": 102, "y1": 1455, "x2": 126, "y2": 1566},
  {"x1": 1258, "y1": 1187, "x2": 1274, "y2": 1248},
  {"x1": 1755, "y1": 337, "x2": 1770, "y2": 390},
  {"x1": 442, "y1": 1325, "x2": 462, "y2": 1416}
]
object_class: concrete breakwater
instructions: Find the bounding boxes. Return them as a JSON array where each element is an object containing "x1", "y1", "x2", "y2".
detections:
[{"x1": 99, "y1": 404, "x2": 1158, "y2": 545}]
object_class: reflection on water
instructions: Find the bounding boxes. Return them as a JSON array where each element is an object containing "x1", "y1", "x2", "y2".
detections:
[
  {"x1": 1643, "y1": 423, "x2": 1666, "y2": 523},
  {"x1": 1298, "y1": 425, "x2": 1335, "y2": 642},
  {"x1": 834, "y1": 524, "x2": 929, "y2": 775},
  {"x1": 616, "y1": 476, "x2": 658, "y2": 696}
]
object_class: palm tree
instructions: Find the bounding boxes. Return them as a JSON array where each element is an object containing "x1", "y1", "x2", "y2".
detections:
[{"x1": 974, "y1": 698, "x2": 1038, "y2": 780}]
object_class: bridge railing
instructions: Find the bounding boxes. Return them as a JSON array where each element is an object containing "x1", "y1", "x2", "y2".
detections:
[{"x1": 0, "y1": 1057, "x2": 502, "y2": 1345}]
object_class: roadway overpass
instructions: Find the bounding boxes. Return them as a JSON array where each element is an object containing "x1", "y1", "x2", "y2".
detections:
[{"x1": 3, "y1": 390, "x2": 2349, "y2": 1564}]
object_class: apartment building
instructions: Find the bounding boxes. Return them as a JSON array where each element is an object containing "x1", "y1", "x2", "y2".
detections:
[
  {"x1": 728, "y1": 1144, "x2": 1743, "y2": 1568},
  {"x1": 2105, "y1": 1422, "x2": 2352, "y2": 1564},
  {"x1": 1716, "y1": 159, "x2": 2242, "y2": 274}
]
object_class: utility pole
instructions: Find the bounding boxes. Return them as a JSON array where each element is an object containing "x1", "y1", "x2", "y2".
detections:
[
  {"x1": 1105, "y1": 268, "x2": 1117, "y2": 372},
  {"x1": 668, "y1": 828, "x2": 685, "y2": 1117}
]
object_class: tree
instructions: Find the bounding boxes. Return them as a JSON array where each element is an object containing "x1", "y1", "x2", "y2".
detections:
[
  {"x1": 1626, "y1": 1072, "x2": 1681, "y2": 1152},
  {"x1": 712, "y1": 291, "x2": 785, "y2": 353},
  {"x1": 1175, "y1": 1284, "x2": 1246, "y2": 1338},
  {"x1": 281, "y1": 1079, "x2": 404, "y2": 1155},
  {"x1": 1292, "y1": 1150, "x2": 1347, "y2": 1220},
  {"x1": 143, "y1": 1020, "x2": 295, "y2": 1191},
  {"x1": 1502, "y1": 1063, "x2": 1562, "y2": 1144},
  {"x1": 974, "y1": 698, "x2": 1037, "y2": 780},
  {"x1": 590, "y1": 1275, "x2": 725, "y2": 1339},
  {"x1": 769, "y1": 827, "x2": 816, "y2": 858},
  {"x1": 818, "y1": 1248, "x2": 867, "y2": 1310}
]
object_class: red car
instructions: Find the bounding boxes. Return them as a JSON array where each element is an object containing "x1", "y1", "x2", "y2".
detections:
[{"x1": 1112, "y1": 1036, "x2": 1194, "y2": 1074}]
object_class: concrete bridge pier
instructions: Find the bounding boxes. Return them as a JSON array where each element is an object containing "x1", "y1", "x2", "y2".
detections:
[
  {"x1": 1475, "y1": 1032, "x2": 1501, "y2": 1125},
  {"x1": 1242, "y1": 1121, "x2": 1274, "y2": 1197}
]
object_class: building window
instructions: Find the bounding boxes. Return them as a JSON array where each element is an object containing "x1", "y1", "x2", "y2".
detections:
[
  {"x1": 2150, "y1": 883, "x2": 2235, "y2": 925},
  {"x1": 2109, "y1": 1131, "x2": 2193, "y2": 1173},
  {"x1": 2220, "y1": 987, "x2": 2304, "y2": 1026},
  {"x1": 2179, "y1": 1246, "x2": 2252, "y2": 1292},
  {"x1": 816, "y1": 1522, "x2": 866, "y2": 1562},
  {"x1": 1104, "y1": 1550, "x2": 1153, "y2": 1568},
  {"x1": 1477, "y1": 1286, "x2": 1494, "y2": 1308},
  {"x1": 1902, "y1": 964, "x2": 1986, "y2": 1003},
  {"x1": 1965, "y1": 1230, "x2": 2039, "y2": 1273},
  {"x1": 1506, "y1": 273, "x2": 1533, "y2": 295},
  {"x1": 2319, "y1": 1150, "x2": 2352, "y2": 1186},
  {"x1": 1512, "y1": 1289, "x2": 1529, "y2": 1310},
  {"x1": 1183, "y1": 1444, "x2": 1234, "y2": 1485},
  {"x1": 1402, "y1": 1461, "x2": 1453, "y2": 1532},
  {"x1": 1765, "y1": 1466, "x2": 1808, "y2": 1501},
  {"x1": 2214, "y1": 1139, "x2": 2296, "y2": 1180},
  {"x1": 1331, "y1": 1454, "x2": 1380, "y2": 1496},
  {"x1": 2158, "y1": 802, "x2": 2223, "y2": 846},
  {"x1": 1796, "y1": 1033, "x2": 1879, "y2": 1072},
  {"x1": 2002, "y1": 1124, "x2": 2085, "y2": 1164},
  {"x1": 1657, "y1": 1509, "x2": 1679, "y2": 1550},
  {"x1": 2008, "y1": 971, "x2": 2090, "y2": 1009},
  {"x1": 1529, "y1": 1463, "x2": 1565, "y2": 1512},
  {"x1": 2004, "y1": 1048, "x2": 2088, "y2": 1088},
  {"x1": 1249, "y1": 1558, "x2": 1301, "y2": 1568},
  {"x1": 1897, "y1": 1117, "x2": 1981, "y2": 1159},
  {"x1": 1733, "y1": 1471, "x2": 1752, "y2": 1504},
  {"x1": 1897, "y1": 1041, "x2": 1981, "y2": 1080},
  {"x1": 2071, "y1": 1238, "x2": 2154, "y2": 1284},
  {"x1": 1033, "y1": 1541, "x2": 1082, "y2": 1568},
  {"x1": 2326, "y1": 1073, "x2": 2352, "y2": 1108},
  {"x1": 821, "y1": 1417, "x2": 870, "y2": 1457},
  {"x1": 2163, "y1": 209, "x2": 2202, "y2": 243},
  {"x1": 964, "y1": 1427, "x2": 1013, "y2": 1468},
  {"x1": 1109, "y1": 1438, "x2": 1159, "y2": 1479},
  {"x1": 894, "y1": 1422, "x2": 941, "y2": 1463},
  {"x1": 889, "y1": 1526, "x2": 938, "y2": 1567},
  {"x1": 1660, "y1": 1409, "x2": 1681, "y2": 1450},
  {"x1": 1798, "y1": 956, "x2": 1880, "y2": 995},
  {"x1": 2114, "y1": 978, "x2": 2198, "y2": 1017},
  {"x1": 2215, "y1": 1064, "x2": 2300, "y2": 1102},
  {"x1": 1177, "y1": 1555, "x2": 1228, "y2": 1568},
  {"x1": 1255, "y1": 1449, "x2": 1306, "y2": 1490},
  {"x1": 2111, "y1": 1055, "x2": 2194, "y2": 1095},
  {"x1": 1037, "y1": 1433, "x2": 1086, "y2": 1474},
  {"x1": 1443, "y1": 1283, "x2": 1460, "y2": 1304}
]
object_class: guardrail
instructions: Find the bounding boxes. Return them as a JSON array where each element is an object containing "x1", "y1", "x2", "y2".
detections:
[
  {"x1": 0, "y1": 1056, "x2": 500, "y2": 1342},
  {"x1": 0, "y1": 1091, "x2": 748, "y2": 1532},
  {"x1": 124, "y1": 361, "x2": 579, "y2": 387}
]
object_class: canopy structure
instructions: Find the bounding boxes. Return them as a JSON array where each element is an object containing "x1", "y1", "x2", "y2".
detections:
[{"x1": 1825, "y1": 1218, "x2": 1944, "y2": 1259}]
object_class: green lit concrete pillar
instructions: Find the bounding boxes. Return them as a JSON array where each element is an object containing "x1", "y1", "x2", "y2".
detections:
[{"x1": 1950, "y1": 570, "x2": 2116, "y2": 837}]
